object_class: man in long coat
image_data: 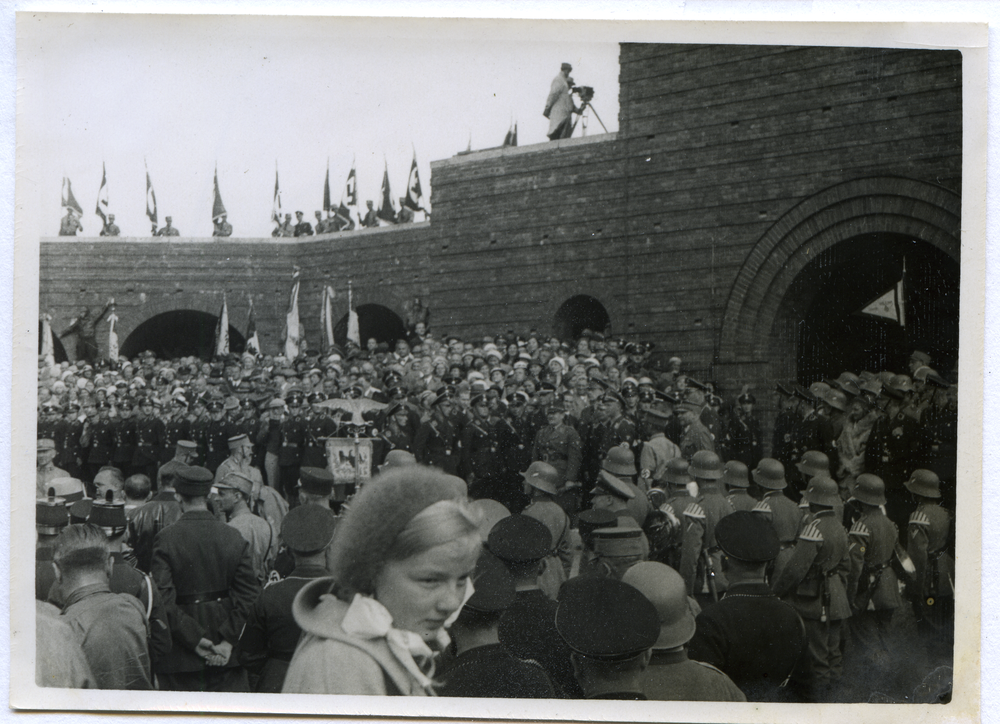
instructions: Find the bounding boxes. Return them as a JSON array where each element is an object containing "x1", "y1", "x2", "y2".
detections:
[{"x1": 543, "y1": 62, "x2": 581, "y2": 140}]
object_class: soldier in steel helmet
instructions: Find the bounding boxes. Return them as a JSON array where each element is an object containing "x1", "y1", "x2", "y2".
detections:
[{"x1": 679, "y1": 451, "x2": 735, "y2": 604}]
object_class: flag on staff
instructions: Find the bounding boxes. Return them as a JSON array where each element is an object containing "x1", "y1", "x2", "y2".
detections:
[
  {"x1": 323, "y1": 160, "x2": 332, "y2": 213},
  {"x1": 858, "y1": 259, "x2": 906, "y2": 327},
  {"x1": 285, "y1": 267, "x2": 301, "y2": 360},
  {"x1": 404, "y1": 150, "x2": 424, "y2": 211},
  {"x1": 320, "y1": 284, "x2": 337, "y2": 352},
  {"x1": 212, "y1": 166, "x2": 227, "y2": 220},
  {"x1": 61, "y1": 177, "x2": 84, "y2": 216},
  {"x1": 271, "y1": 165, "x2": 282, "y2": 224},
  {"x1": 503, "y1": 121, "x2": 518, "y2": 147},
  {"x1": 144, "y1": 163, "x2": 157, "y2": 224},
  {"x1": 214, "y1": 294, "x2": 230, "y2": 357},
  {"x1": 347, "y1": 280, "x2": 360, "y2": 346},
  {"x1": 95, "y1": 163, "x2": 110, "y2": 225},
  {"x1": 376, "y1": 161, "x2": 396, "y2": 225},
  {"x1": 40, "y1": 313, "x2": 54, "y2": 362},
  {"x1": 336, "y1": 160, "x2": 358, "y2": 229},
  {"x1": 245, "y1": 296, "x2": 261, "y2": 356},
  {"x1": 107, "y1": 309, "x2": 120, "y2": 363}
]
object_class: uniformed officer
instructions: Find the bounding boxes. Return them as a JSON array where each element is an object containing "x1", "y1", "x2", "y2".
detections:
[
  {"x1": 722, "y1": 460, "x2": 755, "y2": 512},
  {"x1": 771, "y1": 383, "x2": 800, "y2": 473},
  {"x1": 771, "y1": 476, "x2": 852, "y2": 700},
  {"x1": 676, "y1": 402, "x2": 715, "y2": 461},
  {"x1": 586, "y1": 526, "x2": 647, "y2": 581},
  {"x1": 99, "y1": 213, "x2": 120, "y2": 236},
  {"x1": 637, "y1": 406, "x2": 682, "y2": 489},
  {"x1": 521, "y1": 461, "x2": 574, "y2": 581},
  {"x1": 554, "y1": 576, "x2": 660, "y2": 700},
  {"x1": 55, "y1": 401, "x2": 85, "y2": 479},
  {"x1": 278, "y1": 390, "x2": 307, "y2": 505},
  {"x1": 151, "y1": 465, "x2": 261, "y2": 691},
  {"x1": 904, "y1": 469, "x2": 954, "y2": 665},
  {"x1": 750, "y1": 458, "x2": 805, "y2": 579},
  {"x1": 301, "y1": 391, "x2": 335, "y2": 469},
  {"x1": 491, "y1": 514, "x2": 581, "y2": 698},
  {"x1": 132, "y1": 396, "x2": 165, "y2": 485},
  {"x1": 438, "y1": 551, "x2": 556, "y2": 698},
  {"x1": 110, "y1": 399, "x2": 137, "y2": 478},
  {"x1": 238, "y1": 504, "x2": 335, "y2": 692},
  {"x1": 59, "y1": 207, "x2": 83, "y2": 235},
  {"x1": 155, "y1": 216, "x2": 180, "y2": 236},
  {"x1": 845, "y1": 474, "x2": 901, "y2": 661},
  {"x1": 37, "y1": 439, "x2": 70, "y2": 498},
  {"x1": 596, "y1": 390, "x2": 640, "y2": 463},
  {"x1": 81, "y1": 400, "x2": 115, "y2": 487},
  {"x1": 679, "y1": 451, "x2": 735, "y2": 603},
  {"x1": 161, "y1": 397, "x2": 191, "y2": 468},
  {"x1": 203, "y1": 398, "x2": 234, "y2": 475},
  {"x1": 687, "y1": 511, "x2": 805, "y2": 702},
  {"x1": 461, "y1": 393, "x2": 504, "y2": 499},
  {"x1": 413, "y1": 389, "x2": 461, "y2": 476},
  {"x1": 532, "y1": 400, "x2": 583, "y2": 517},
  {"x1": 212, "y1": 214, "x2": 233, "y2": 237},
  {"x1": 723, "y1": 391, "x2": 763, "y2": 469}
]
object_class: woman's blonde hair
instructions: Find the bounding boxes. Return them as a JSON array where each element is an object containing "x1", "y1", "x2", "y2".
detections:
[{"x1": 384, "y1": 499, "x2": 482, "y2": 564}]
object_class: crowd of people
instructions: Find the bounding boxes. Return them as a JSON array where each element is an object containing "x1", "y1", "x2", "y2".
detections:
[{"x1": 34, "y1": 321, "x2": 958, "y2": 703}]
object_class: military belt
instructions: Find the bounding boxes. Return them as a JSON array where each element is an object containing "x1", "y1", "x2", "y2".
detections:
[{"x1": 175, "y1": 589, "x2": 231, "y2": 605}]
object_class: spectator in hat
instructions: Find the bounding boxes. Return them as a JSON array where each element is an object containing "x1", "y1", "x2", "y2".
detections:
[
  {"x1": 555, "y1": 576, "x2": 659, "y2": 700},
  {"x1": 283, "y1": 466, "x2": 477, "y2": 696},
  {"x1": 238, "y1": 505, "x2": 336, "y2": 692},
  {"x1": 521, "y1": 461, "x2": 573, "y2": 590},
  {"x1": 679, "y1": 451, "x2": 735, "y2": 603},
  {"x1": 37, "y1": 439, "x2": 69, "y2": 498},
  {"x1": 687, "y1": 512, "x2": 805, "y2": 702},
  {"x1": 438, "y1": 551, "x2": 556, "y2": 698},
  {"x1": 621, "y1": 562, "x2": 745, "y2": 701},
  {"x1": 151, "y1": 465, "x2": 261, "y2": 691},
  {"x1": 214, "y1": 472, "x2": 278, "y2": 584},
  {"x1": 491, "y1": 514, "x2": 582, "y2": 698},
  {"x1": 771, "y1": 476, "x2": 851, "y2": 700},
  {"x1": 676, "y1": 402, "x2": 714, "y2": 461},
  {"x1": 52, "y1": 524, "x2": 153, "y2": 689}
]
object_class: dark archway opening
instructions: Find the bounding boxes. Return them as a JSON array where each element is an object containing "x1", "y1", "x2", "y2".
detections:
[
  {"x1": 38, "y1": 327, "x2": 69, "y2": 363},
  {"x1": 553, "y1": 295, "x2": 611, "y2": 341},
  {"x1": 334, "y1": 304, "x2": 407, "y2": 348},
  {"x1": 120, "y1": 311, "x2": 247, "y2": 361},
  {"x1": 782, "y1": 234, "x2": 959, "y2": 383}
]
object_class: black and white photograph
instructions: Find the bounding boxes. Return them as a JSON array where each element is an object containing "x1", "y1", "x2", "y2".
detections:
[{"x1": 9, "y1": 7, "x2": 986, "y2": 722}]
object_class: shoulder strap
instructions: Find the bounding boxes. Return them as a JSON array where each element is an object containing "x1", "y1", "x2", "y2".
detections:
[
  {"x1": 848, "y1": 520, "x2": 870, "y2": 538},
  {"x1": 683, "y1": 502, "x2": 706, "y2": 520},
  {"x1": 799, "y1": 520, "x2": 824, "y2": 543},
  {"x1": 909, "y1": 510, "x2": 932, "y2": 528}
]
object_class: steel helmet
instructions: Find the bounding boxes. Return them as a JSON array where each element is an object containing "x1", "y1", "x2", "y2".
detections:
[
  {"x1": 803, "y1": 476, "x2": 841, "y2": 507},
  {"x1": 721, "y1": 460, "x2": 750, "y2": 489},
  {"x1": 664, "y1": 458, "x2": 691, "y2": 487},
  {"x1": 796, "y1": 450, "x2": 830, "y2": 480},
  {"x1": 752, "y1": 458, "x2": 787, "y2": 490},
  {"x1": 689, "y1": 450, "x2": 724, "y2": 480},
  {"x1": 851, "y1": 473, "x2": 887, "y2": 506},
  {"x1": 808, "y1": 382, "x2": 831, "y2": 404},
  {"x1": 825, "y1": 389, "x2": 848, "y2": 412},
  {"x1": 889, "y1": 374, "x2": 915, "y2": 394},
  {"x1": 904, "y1": 469, "x2": 941, "y2": 499},
  {"x1": 602, "y1": 446, "x2": 637, "y2": 477},
  {"x1": 521, "y1": 461, "x2": 560, "y2": 496}
]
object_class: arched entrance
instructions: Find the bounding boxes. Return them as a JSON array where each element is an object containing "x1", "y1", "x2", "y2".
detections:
[
  {"x1": 120, "y1": 310, "x2": 247, "y2": 360},
  {"x1": 334, "y1": 304, "x2": 407, "y2": 348},
  {"x1": 553, "y1": 295, "x2": 612, "y2": 341}
]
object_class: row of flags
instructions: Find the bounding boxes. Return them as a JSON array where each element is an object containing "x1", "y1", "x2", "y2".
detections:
[
  {"x1": 209, "y1": 270, "x2": 360, "y2": 359},
  {"x1": 62, "y1": 153, "x2": 427, "y2": 233}
]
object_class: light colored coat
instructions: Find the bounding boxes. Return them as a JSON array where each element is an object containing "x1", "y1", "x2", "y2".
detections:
[{"x1": 544, "y1": 73, "x2": 575, "y2": 137}]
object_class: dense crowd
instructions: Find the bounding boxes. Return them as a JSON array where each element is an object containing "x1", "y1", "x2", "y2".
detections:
[{"x1": 34, "y1": 324, "x2": 957, "y2": 703}]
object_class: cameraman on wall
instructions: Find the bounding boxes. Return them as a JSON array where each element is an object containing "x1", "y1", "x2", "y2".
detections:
[{"x1": 543, "y1": 62, "x2": 584, "y2": 141}]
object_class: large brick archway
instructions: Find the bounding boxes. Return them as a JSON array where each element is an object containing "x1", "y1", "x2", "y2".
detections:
[{"x1": 717, "y1": 176, "x2": 961, "y2": 369}]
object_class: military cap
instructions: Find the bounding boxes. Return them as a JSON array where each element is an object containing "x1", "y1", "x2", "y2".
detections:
[
  {"x1": 839, "y1": 380, "x2": 861, "y2": 399},
  {"x1": 227, "y1": 433, "x2": 250, "y2": 450},
  {"x1": 721, "y1": 460, "x2": 750, "y2": 488},
  {"x1": 715, "y1": 511, "x2": 779, "y2": 563},
  {"x1": 96, "y1": 400, "x2": 111, "y2": 410},
  {"x1": 36, "y1": 490, "x2": 70, "y2": 534},
  {"x1": 601, "y1": 389, "x2": 625, "y2": 407},
  {"x1": 215, "y1": 472, "x2": 254, "y2": 497},
  {"x1": 642, "y1": 404, "x2": 672, "y2": 421},
  {"x1": 689, "y1": 450, "x2": 724, "y2": 480},
  {"x1": 174, "y1": 465, "x2": 215, "y2": 497},
  {"x1": 602, "y1": 446, "x2": 636, "y2": 477},
  {"x1": 538, "y1": 381, "x2": 557, "y2": 393},
  {"x1": 622, "y1": 561, "x2": 696, "y2": 649},
  {"x1": 796, "y1": 450, "x2": 830, "y2": 480},
  {"x1": 793, "y1": 383, "x2": 815, "y2": 403},
  {"x1": 299, "y1": 466, "x2": 335, "y2": 496},
  {"x1": 546, "y1": 399, "x2": 566, "y2": 413},
  {"x1": 675, "y1": 401, "x2": 701, "y2": 415},
  {"x1": 577, "y1": 508, "x2": 617, "y2": 545},
  {"x1": 37, "y1": 438, "x2": 56, "y2": 452},
  {"x1": 808, "y1": 382, "x2": 831, "y2": 403},
  {"x1": 591, "y1": 526, "x2": 645, "y2": 558},
  {"x1": 803, "y1": 476, "x2": 840, "y2": 507},
  {"x1": 521, "y1": 461, "x2": 559, "y2": 496},
  {"x1": 752, "y1": 458, "x2": 787, "y2": 490},
  {"x1": 268, "y1": 398, "x2": 286, "y2": 410},
  {"x1": 173, "y1": 394, "x2": 189, "y2": 408},
  {"x1": 905, "y1": 469, "x2": 941, "y2": 499},
  {"x1": 206, "y1": 398, "x2": 225, "y2": 412},
  {"x1": 686, "y1": 378, "x2": 710, "y2": 392},
  {"x1": 286, "y1": 389, "x2": 306, "y2": 404},
  {"x1": 69, "y1": 498, "x2": 93, "y2": 525},
  {"x1": 555, "y1": 576, "x2": 659, "y2": 661},
  {"x1": 509, "y1": 391, "x2": 530, "y2": 405},
  {"x1": 889, "y1": 374, "x2": 915, "y2": 394},
  {"x1": 88, "y1": 490, "x2": 128, "y2": 535},
  {"x1": 281, "y1": 504, "x2": 336, "y2": 554},
  {"x1": 470, "y1": 393, "x2": 489, "y2": 408},
  {"x1": 737, "y1": 391, "x2": 756, "y2": 405},
  {"x1": 307, "y1": 391, "x2": 328, "y2": 405},
  {"x1": 592, "y1": 469, "x2": 636, "y2": 501},
  {"x1": 775, "y1": 382, "x2": 794, "y2": 397},
  {"x1": 487, "y1": 514, "x2": 552, "y2": 563},
  {"x1": 464, "y1": 550, "x2": 517, "y2": 613},
  {"x1": 664, "y1": 458, "x2": 692, "y2": 487},
  {"x1": 48, "y1": 477, "x2": 85, "y2": 503},
  {"x1": 176, "y1": 439, "x2": 197, "y2": 451},
  {"x1": 851, "y1": 473, "x2": 887, "y2": 506}
]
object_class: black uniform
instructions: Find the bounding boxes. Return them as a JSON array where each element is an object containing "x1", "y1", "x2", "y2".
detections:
[
  {"x1": 162, "y1": 416, "x2": 190, "y2": 465},
  {"x1": 437, "y1": 643, "x2": 555, "y2": 698},
  {"x1": 461, "y1": 416, "x2": 503, "y2": 499},
  {"x1": 413, "y1": 416, "x2": 460, "y2": 475},
  {"x1": 204, "y1": 418, "x2": 234, "y2": 475},
  {"x1": 133, "y1": 415, "x2": 166, "y2": 483},
  {"x1": 301, "y1": 415, "x2": 336, "y2": 469}
]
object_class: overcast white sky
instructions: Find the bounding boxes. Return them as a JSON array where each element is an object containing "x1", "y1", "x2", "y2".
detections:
[{"x1": 19, "y1": 14, "x2": 621, "y2": 237}]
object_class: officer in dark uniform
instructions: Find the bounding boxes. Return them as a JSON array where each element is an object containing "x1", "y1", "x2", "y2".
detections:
[
  {"x1": 491, "y1": 515, "x2": 581, "y2": 698},
  {"x1": 377, "y1": 401, "x2": 414, "y2": 464},
  {"x1": 238, "y1": 504, "x2": 335, "y2": 692},
  {"x1": 278, "y1": 390, "x2": 307, "y2": 505},
  {"x1": 111, "y1": 399, "x2": 137, "y2": 479},
  {"x1": 301, "y1": 392, "x2": 335, "y2": 469},
  {"x1": 161, "y1": 396, "x2": 191, "y2": 468},
  {"x1": 438, "y1": 551, "x2": 556, "y2": 698},
  {"x1": 687, "y1": 511, "x2": 806, "y2": 702},
  {"x1": 54, "y1": 401, "x2": 84, "y2": 479},
  {"x1": 532, "y1": 399, "x2": 583, "y2": 517},
  {"x1": 413, "y1": 390, "x2": 460, "y2": 476},
  {"x1": 771, "y1": 383, "x2": 800, "y2": 472},
  {"x1": 596, "y1": 390, "x2": 639, "y2": 463},
  {"x1": 461, "y1": 393, "x2": 504, "y2": 500},
  {"x1": 81, "y1": 400, "x2": 115, "y2": 488},
  {"x1": 554, "y1": 576, "x2": 660, "y2": 700},
  {"x1": 132, "y1": 396, "x2": 165, "y2": 485},
  {"x1": 723, "y1": 391, "x2": 763, "y2": 470},
  {"x1": 771, "y1": 476, "x2": 852, "y2": 700},
  {"x1": 203, "y1": 398, "x2": 234, "y2": 475},
  {"x1": 151, "y1": 465, "x2": 261, "y2": 691},
  {"x1": 187, "y1": 395, "x2": 210, "y2": 468}
]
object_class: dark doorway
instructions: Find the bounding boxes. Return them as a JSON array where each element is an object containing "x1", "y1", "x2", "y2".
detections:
[
  {"x1": 334, "y1": 304, "x2": 407, "y2": 348},
  {"x1": 38, "y1": 327, "x2": 69, "y2": 363},
  {"x1": 120, "y1": 310, "x2": 247, "y2": 360},
  {"x1": 553, "y1": 295, "x2": 612, "y2": 341},
  {"x1": 784, "y1": 234, "x2": 959, "y2": 383}
]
